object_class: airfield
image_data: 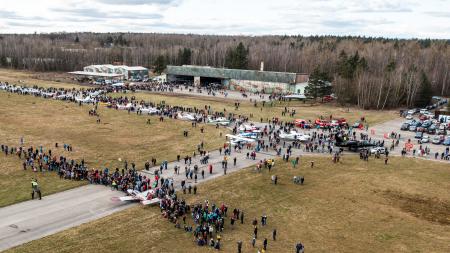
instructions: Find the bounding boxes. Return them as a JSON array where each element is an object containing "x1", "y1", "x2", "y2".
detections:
[{"x1": 0, "y1": 69, "x2": 449, "y2": 253}]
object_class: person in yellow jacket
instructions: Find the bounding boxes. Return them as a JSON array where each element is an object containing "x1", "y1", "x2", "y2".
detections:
[{"x1": 31, "y1": 178, "x2": 42, "y2": 200}]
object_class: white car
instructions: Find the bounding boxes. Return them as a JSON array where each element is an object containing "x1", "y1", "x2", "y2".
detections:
[
  {"x1": 405, "y1": 114, "x2": 413, "y2": 120},
  {"x1": 420, "y1": 109, "x2": 428, "y2": 114},
  {"x1": 407, "y1": 109, "x2": 415, "y2": 115},
  {"x1": 421, "y1": 135, "x2": 430, "y2": 143},
  {"x1": 370, "y1": 147, "x2": 386, "y2": 154}
]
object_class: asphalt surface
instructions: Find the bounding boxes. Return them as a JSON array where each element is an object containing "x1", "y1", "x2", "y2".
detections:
[{"x1": 365, "y1": 117, "x2": 449, "y2": 157}]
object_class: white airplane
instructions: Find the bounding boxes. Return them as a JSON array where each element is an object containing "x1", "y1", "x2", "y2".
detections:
[
  {"x1": 207, "y1": 117, "x2": 230, "y2": 126},
  {"x1": 88, "y1": 90, "x2": 103, "y2": 97},
  {"x1": 41, "y1": 91, "x2": 56, "y2": 97},
  {"x1": 55, "y1": 93, "x2": 73, "y2": 100},
  {"x1": 75, "y1": 96, "x2": 95, "y2": 103},
  {"x1": 177, "y1": 112, "x2": 197, "y2": 121},
  {"x1": 226, "y1": 134, "x2": 256, "y2": 146},
  {"x1": 119, "y1": 189, "x2": 161, "y2": 206},
  {"x1": 238, "y1": 132, "x2": 259, "y2": 139},
  {"x1": 138, "y1": 107, "x2": 160, "y2": 115},
  {"x1": 239, "y1": 124, "x2": 262, "y2": 133},
  {"x1": 117, "y1": 103, "x2": 134, "y2": 110},
  {"x1": 279, "y1": 130, "x2": 311, "y2": 142}
]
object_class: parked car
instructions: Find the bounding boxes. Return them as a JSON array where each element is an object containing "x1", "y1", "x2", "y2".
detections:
[
  {"x1": 400, "y1": 123, "x2": 410, "y2": 131},
  {"x1": 427, "y1": 125, "x2": 437, "y2": 134},
  {"x1": 415, "y1": 132, "x2": 423, "y2": 139},
  {"x1": 420, "y1": 109, "x2": 428, "y2": 114},
  {"x1": 409, "y1": 125, "x2": 417, "y2": 131},
  {"x1": 407, "y1": 109, "x2": 416, "y2": 114},
  {"x1": 432, "y1": 135, "x2": 444, "y2": 144},
  {"x1": 443, "y1": 136, "x2": 450, "y2": 146},
  {"x1": 370, "y1": 147, "x2": 386, "y2": 154},
  {"x1": 405, "y1": 114, "x2": 413, "y2": 120},
  {"x1": 421, "y1": 135, "x2": 430, "y2": 143}
]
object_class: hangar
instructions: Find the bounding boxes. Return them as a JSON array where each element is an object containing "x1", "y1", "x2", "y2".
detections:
[
  {"x1": 69, "y1": 64, "x2": 149, "y2": 81},
  {"x1": 166, "y1": 65, "x2": 309, "y2": 94}
]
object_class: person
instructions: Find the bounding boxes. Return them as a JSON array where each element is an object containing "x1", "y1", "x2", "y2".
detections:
[
  {"x1": 251, "y1": 237, "x2": 256, "y2": 247},
  {"x1": 254, "y1": 226, "x2": 258, "y2": 239},
  {"x1": 296, "y1": 242, "x2": 304, "y2": 253},
  {"x1": 31, "y1": 178, "x2": 41, "y2": 200},
  {"x1": 237, "y1": 240, "x2": 243, "y2": 253},
  {"x1": 263, "y1": 238, "x2": 268, "y2": 250},
  {"x1": 240, "y1": 211, "x2": 244, "y2": 224},
  {"x1": 272, "y1": 229, "x2": 277, "y2": 241}
]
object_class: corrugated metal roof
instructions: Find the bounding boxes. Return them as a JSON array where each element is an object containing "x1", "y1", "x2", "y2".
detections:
[{"x1": 167, "y1": 65, "x2": 297, "y2": 84}]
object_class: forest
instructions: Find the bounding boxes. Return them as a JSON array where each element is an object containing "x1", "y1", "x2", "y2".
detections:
[{"x1": 0, "y1": 33, "x2": 448, "y2": 109}]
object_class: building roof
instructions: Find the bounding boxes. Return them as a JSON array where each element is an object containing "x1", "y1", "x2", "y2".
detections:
[
  {"x1": 167, "y1": 65, "x2": 300, "y2": 84},
  {"x1": 68, "y1": 71, "x2": 123, "y2": 78},
  {"x1": 122, "y1": 66, "x2": 148, "y2": 71}
]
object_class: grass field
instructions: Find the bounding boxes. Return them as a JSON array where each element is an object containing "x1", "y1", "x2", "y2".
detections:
[
  {"x1": 0, "y1": 155, "x2": 84, "y2": 207},
  {"x1": 0, "y1": 68, "x2": 84, "y2": 89},
  {"x1": 9, "y1": 156, "x2": 450, "y2": 253},
  {"x1": 0, "y1": 92, "x2": 226, "y2": 206},
  {"x1": 112, "y1": 91, "x2": 399, "y2": 126}
]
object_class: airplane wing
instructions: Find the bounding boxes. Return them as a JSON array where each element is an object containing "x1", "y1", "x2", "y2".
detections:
[
  {"x1": 141, "y1": 198, "x2": 160, "y2": 206},
  {"x1": 119, "y1": 196, "x2": 136, "y2": 201}
]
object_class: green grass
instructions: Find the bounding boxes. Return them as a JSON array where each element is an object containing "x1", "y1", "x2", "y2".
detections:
[
  {"x1": 8, "y1": 156, "x2": 450, "y2": 253},
  {"x1": 0, "y1": 92, "x2": 226, "y2": 206}
]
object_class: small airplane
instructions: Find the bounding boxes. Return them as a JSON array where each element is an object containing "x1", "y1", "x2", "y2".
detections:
[
  {"x1": 119, "y1": 189, "x2": 161, "y2": 206},
  {"x1": 226, "y1": 134, "x2": 256, "y2": 146},
  {"x1": 41, "y1": 91, "x2": 56, "y2": 97},
  {"x1": 55, "y1": 93, "x2": 73, "y2": 100},
  {"x1": 207, "y1": 116, "x2": 230, "y2": 126},
  {"x1": 138, "y1": 107, "x2": 160, "y2": 115},
  {"x1": 238, "y1": 132, "x2": 259, "y2": 139},
  {"x1": 116, "y1": 103, "x2": 134, "y2": 110},
  {"x1": 75, "y1": 96, "x2": 95, "y2": 103},
  {"x1": 88, "y1": 90, "x2": 103, "y2": 97},
  {"x1": 239, "y1": 124, "x2": 262, "y2": 133},
  {"x1": 279, "y1": 131, "x2": 311, "y2": 142},
  {"x1": 177, "y1": 112, "x2": 197, "y2": 121}
]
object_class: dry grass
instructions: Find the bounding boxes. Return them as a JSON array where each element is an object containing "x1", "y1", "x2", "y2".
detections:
[
  {"x1": 0, "y1": 68, "x2": 84, "y2": 89},
  {"x1": 9, "y1": 156, "x2": 450, "y2": 253},
  {"x1": 0, "y1": 155, "x2": 85, "y2": 207},
  {"x1": 115, "y1": 92, "x2": 399, "y2": 126},
  {"x1": 0, "y1": 92, "x2": 226, "y2": 206}
]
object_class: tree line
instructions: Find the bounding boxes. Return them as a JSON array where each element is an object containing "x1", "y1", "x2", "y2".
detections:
[{"x1": 0, "y1": 33, "x2": 448, "y2": 109}]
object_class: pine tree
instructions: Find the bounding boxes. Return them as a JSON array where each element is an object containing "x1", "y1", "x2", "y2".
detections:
[
  {"x1": 415, "y1": 71, "x2": 433, "y2": 107},
  {"x1": 154, "y1": 55, "x2": 166, "y2": 74},
  {"x1": 305, "y1": 66, "x2": 332, "y2": 100},
  {"x1": 74, "y1": 35, "x2": 80, "y2": 43},
  {"x1": 177, "y1": 48, "x2": 192, "y2": 65},
  {"x1": 225, "y1": 42, "x2": 248, "y2": 69}
]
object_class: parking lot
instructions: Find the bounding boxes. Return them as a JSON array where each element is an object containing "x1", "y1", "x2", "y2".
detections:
[{"x1": 367, "y1": 113, "x2": 449, "y2": 159}]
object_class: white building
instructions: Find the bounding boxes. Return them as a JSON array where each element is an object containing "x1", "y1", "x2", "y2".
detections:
[{"x1": 70, "y1": 64, "x2": 149, "y2": 81}]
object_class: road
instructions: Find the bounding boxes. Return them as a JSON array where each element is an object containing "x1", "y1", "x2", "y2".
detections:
[{"x1": 0, "y1": 185, "x2": 131, "y2": 251}]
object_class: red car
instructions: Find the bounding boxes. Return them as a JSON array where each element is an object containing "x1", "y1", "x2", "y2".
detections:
[{"x1": 315, "y1": 119, "x2": 330, "y2": 128}]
